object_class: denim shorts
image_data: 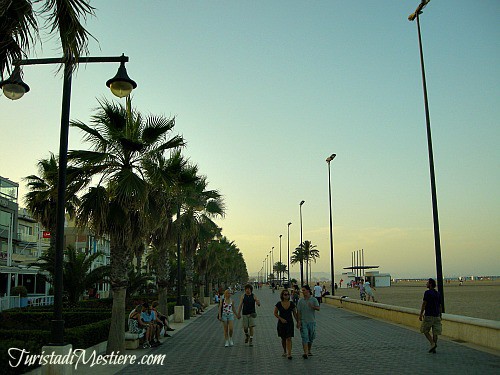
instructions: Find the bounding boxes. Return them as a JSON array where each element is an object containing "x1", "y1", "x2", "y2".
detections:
[
  {"x1": 221, "y1": 312, "x2": 234, "y2": 322},
  {"x1": 300, "y1": 322, "x2": 316, "y2": 344}
]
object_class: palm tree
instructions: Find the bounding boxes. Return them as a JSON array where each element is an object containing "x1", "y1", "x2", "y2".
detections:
[
  {"x1": 1, "y1": 0, "x2": 95, "y2": 78},
  {"x1": 69, "y1": 98, "x2": 184, "y2": 354},
  {"x1": 290, "y1": 245, "x2": 305, "y2": 285},
  {"x1": 301, "y1": 240, "x2": 319, "y2": 284},
  {"x1": 63, "y1": 245, "x2": 109, "y2": 304},
  {"x1": 34, "y1": 245, "x2": 109, "y2": 304},
  {"x1": 126, "y1": 266, "x2": 154, "y2": 298},
  {"x1": 176, "y1": 174, "x2": 225, "y2": 313},
  {"x1": 273, "y1": 261, "x2": 287, "y2": 285},
  {"x1": 144, "y1": 150, "x2": 200, "y2": 315},
  {"x1": 24, "y1": 153, "x2": 87, "y2": 250}
]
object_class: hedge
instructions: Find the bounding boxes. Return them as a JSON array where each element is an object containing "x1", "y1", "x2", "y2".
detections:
[
  {"x1": 0, "y1": 311, "x2": 111, "y2": 330},
  {"x1": 0, "y1": 319, "x2": 111, "y2": 375}
]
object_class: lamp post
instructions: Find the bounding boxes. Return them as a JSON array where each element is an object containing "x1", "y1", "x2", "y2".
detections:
[
  {"x1": 299, "y1": 200, "x2": 305, "y2": 286},
  {"x1": 265, "y1": 255, "x2": 268, "y2": 284},
  {"x1": 408, "y1": 0, "x2": 445, "y2": 312},
  {"x1": 326, "y1": 153, "x2": 337, "y2": 296},
  {"x1": 270, "y1": 249, "x2": 273, "y2": 283},
  {"x1": 0, "y1": 55, "x2": 136, "y2": 345},
  {"x1": 279, "y1": 235, "x2": 282, "y2": 286},
  {"x1": 287, "y1": 222, "x2": 292, "y2": 286}
]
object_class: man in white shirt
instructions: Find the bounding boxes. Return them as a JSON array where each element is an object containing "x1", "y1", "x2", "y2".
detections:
[{"x1": 313, "y1": 282, "x2": 323, "y2": 304}]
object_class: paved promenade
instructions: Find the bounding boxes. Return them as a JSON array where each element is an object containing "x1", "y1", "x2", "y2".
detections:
[{"x1": 114, "y1": 287, "x2": 499, "y2": 375}]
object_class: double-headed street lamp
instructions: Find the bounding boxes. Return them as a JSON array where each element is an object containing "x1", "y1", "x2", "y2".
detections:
[
  {"x1": 299, "y1": 200, "x2": 305, "y2": 286},
  {"x1": 0, "y1": 55, "x2": 136, "y2": 345},
  {"x1": 408, "y1": 0, "x2": 445, "y2": 312},
  {"x1": 287, "y1": 222, "x2": 292, "y2": 286},
  {"x1": 326, "y1": 153, "x2": 337, "y2": 296}
]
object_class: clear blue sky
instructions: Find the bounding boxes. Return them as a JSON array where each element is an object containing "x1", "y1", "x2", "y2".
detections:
[{"x1": 1, "y1": 1, "x2": 499, "y2": 278}]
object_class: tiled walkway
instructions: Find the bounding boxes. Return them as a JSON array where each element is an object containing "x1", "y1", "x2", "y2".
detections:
[{"x1": 116, "y1": 288, "x2": 500, "y2": 375}]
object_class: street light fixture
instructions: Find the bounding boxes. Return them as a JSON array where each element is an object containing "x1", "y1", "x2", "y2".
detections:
[
  {"x1": 287, "y1": 222, "x2": 292, "y2": 286},
  {"x1": 0, "y1": 54, "x2": 136, "y2": 345},
  {"x1": 299, "y1": 200, "x2": 305, "y2": 286},
  {"x1": 326, "y1": 153, "x2": 337, "y2": 296},
  {"x1": 408, "y1": 0, "x2": 445, "y2": 312}
]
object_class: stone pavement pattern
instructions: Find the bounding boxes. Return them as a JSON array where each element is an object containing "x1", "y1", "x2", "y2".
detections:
[{"x1": 117, "y1": 288, "x2": 499, "y2": 375}]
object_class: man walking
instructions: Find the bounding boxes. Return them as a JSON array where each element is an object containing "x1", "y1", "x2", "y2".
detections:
[
  {"x1": 313, "y1": 282, "x2": 323, "y2": 304},
  {"x1": 296, "y1": 284, "x2": 320, "y2": 359},
  {"x1": 419, "y1": 278, "x2": 442, "y2": 353},
  {"x1": 236, "y1": 283, "x2": 260, "y2": 346}
]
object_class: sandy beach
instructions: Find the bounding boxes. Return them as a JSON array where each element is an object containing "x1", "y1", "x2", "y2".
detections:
[{"x1": 329, "y1": 279, "x2": 500, "y2": 321}]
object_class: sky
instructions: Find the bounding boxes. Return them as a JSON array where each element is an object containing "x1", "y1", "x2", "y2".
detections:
[{"x1": 1, "y1": 1, "x2": 499, "y2": 279}]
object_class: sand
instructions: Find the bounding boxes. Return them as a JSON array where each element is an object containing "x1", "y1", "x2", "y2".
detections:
[{"x1": 330, "y1": 280, "x2": 500, "y2": 321}]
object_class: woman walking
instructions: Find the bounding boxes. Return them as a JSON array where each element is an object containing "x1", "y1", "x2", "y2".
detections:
[
  {"x1": 218, "y1": 289, "x2": 236, "y2": 347},
  {"x1": 274, "y1": 289, "x2": 298, "y2": 359}
]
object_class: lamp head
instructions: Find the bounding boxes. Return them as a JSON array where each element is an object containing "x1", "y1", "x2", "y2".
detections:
[
  {"x1": 300, "y1": 200, "x2": 305, "y2": 206},
  {"x1": 326, "y1": 153, "x2": 337, "y2": 162},
  {"x1": 288, "y1": 222, "x2": 292, "y2": 226},
  {"x1": 106, "y1": 60, "x2": 137, "y2": 98},
  {"x1": 0, "y1": 66, "x2": 30, "y2": 100},
  {"x1": 408, "y1": 0, "x2": 430, "y2": 21}
]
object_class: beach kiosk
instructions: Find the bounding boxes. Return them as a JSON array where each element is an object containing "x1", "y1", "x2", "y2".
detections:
[{"x1": 365, "y1": 271, "x2": 392, "y2": 287}]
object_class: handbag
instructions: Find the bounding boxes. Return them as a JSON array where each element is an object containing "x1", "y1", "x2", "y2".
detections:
[{"x1": 217, "y1": 298, "x2": 224, "y2": 319}]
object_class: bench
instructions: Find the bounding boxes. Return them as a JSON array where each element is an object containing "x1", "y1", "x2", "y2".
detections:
[{"x1": 125, "y1": 331, "x2": 143, "y2": 350}]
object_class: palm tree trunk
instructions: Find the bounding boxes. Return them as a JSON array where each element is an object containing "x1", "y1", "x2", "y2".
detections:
[
  {"x1": 185, "y1": 252, "x2": 194, "y2": 314},
  {"x1": 300, "y1": 261, "x2": 304, "y2": 287},
  {"x1": 157, "y1": 246, "x2": 170, "y2": 317},
  {"x1": 107, "y1": 285, "x2": 126, "y2": 354},
  {"x1": 136, "y1": 252, "x2": 142, "y2": 274},
  {"x1": 106, "y1": 237, "x2": 129, "y2": 354}
]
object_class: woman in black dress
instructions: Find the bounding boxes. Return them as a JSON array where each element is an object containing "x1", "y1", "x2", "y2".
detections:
[{"x1": 274, "y1": 289, "x2": 298, "y2": 359}]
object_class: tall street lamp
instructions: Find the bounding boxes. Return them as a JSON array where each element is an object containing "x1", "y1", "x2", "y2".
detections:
[
  {"x1": 408, "y1": 0, "x2": 445, "y2": 312},
  {"x1": 287, "y1": 222, "x2": 292, "y2": 286},
  {"x1": 264, "y1": 257, "x2": 266, "y2": 284},
  {"x1": 279, "y1": 235, "x2": 282, "y2": 286},
  {"x1": 270, "y1": 249, "x2": 273, "y2": 282},
  {"x1": 299, "y1": 200, "x2": 305, "y2": 286},
  {"x1": 326, "y1": 153, "x2": 337, "y2": 296},
  {"x1": 0, "y1": 55, "x2": 136, "y2": 345}
]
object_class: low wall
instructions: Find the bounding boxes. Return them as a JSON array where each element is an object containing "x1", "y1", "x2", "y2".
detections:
[{"x1": 324, "y1": 295, "x2": 500, "y2": 352}]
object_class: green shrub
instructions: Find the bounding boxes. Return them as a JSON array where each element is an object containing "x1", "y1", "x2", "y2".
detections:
[
  {"x1": 0, "y1": 311, "x2": 111, "y2": 331},
  {"x1": 75, "y1": 298, "x2": 114, "y2": 309},
  {"x1": 65, "y1": 318, "x2": 111, "y2": 349},
  {"x1": 0, "y1": 339, "x2": 41, "y2": 375},
  {"x1": 0, "y1": 319, "x2": 112, "y2": 374},
  {"x1": 10, "y1": 286, "x2": 28, "y2": 297}
]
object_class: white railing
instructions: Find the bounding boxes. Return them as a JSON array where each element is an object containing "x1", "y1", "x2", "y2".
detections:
[
  {"x1": 0, "y1": 296, "x2": 21, "y2": 311},
  {"x1": 0, "y1": 295, "x2": 54, "y2": 311},
  {"x1": 29, "y1": 295, "x2": 54, "y2": 307}
]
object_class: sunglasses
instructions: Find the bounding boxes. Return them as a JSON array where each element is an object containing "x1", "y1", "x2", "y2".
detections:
[{"x1": 283, "y1": 293, "x2": 289, "y2": 296}]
